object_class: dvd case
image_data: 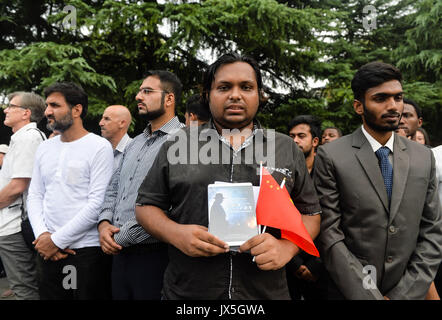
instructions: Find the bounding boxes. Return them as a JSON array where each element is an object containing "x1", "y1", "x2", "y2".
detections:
[{"x1": 207, "y1": 182, "x2": 259, "y2": 248}]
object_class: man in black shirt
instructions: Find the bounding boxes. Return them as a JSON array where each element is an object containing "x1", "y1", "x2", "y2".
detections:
[{"x1": 135, "y1": 53, "x2": 321, "y2": 299}]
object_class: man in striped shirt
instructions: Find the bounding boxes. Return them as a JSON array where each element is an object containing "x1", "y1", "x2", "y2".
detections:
[{"x1": 98, "y1": 70, "x2": 184, "y2": 300}]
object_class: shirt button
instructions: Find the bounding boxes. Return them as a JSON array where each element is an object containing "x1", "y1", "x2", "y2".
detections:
[
  {"x1": 389, "y1": 226, "x2": 396, "y2": 233},
  {"x1": 386, "y1": 256, "x2": 393, "y2": 263}
]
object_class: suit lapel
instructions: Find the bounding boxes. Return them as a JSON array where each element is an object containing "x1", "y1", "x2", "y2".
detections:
[
  {"x1": 353, "y1": 128, "x2": 390, "y2": 213},
  {"x1": 389, "y1": 136, "x2": 409, "y2": 223}
]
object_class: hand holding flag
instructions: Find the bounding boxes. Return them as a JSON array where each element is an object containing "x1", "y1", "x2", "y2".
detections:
[{"x1": 256, "y1": 167, "x2": 319, "y2": 257}]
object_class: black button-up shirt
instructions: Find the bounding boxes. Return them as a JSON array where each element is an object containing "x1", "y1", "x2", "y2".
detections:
[{"x1": 137, "y1": 120, "x2": 321, "y2": 299}]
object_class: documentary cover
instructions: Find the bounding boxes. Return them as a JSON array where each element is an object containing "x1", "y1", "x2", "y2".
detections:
[{"x1": 207, "y1": 182, "x2": 259, "y2": 247}]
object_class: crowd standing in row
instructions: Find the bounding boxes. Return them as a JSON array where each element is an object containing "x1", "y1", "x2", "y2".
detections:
[{"x1": 0, "y1": 53, "x2": 441, "y2": 300}]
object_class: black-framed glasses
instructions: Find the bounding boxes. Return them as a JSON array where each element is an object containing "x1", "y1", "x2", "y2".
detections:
[{"x1": 138, "y1": 88, "x2": 167, "y2": 95}]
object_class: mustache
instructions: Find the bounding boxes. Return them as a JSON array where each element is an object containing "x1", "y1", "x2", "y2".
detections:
[{"x1": 382, "y1": 112, "x2": 401, "y2": 118}]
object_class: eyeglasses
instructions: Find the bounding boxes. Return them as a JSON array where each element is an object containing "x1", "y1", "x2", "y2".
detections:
[
  {"x1": 3, "y1": 103, "x2": 28, "y2": 110},
  {"x1": 137, "y1": 88, "x2": 167, "y2": 95}
]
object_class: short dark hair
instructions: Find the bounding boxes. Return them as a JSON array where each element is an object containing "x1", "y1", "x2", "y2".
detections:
[
  {"x1": 145, "y1": 70, "x2": 183, "y2": 108},
  {"x1": 351, "y1": 61, "x2": 402, "y2": 102},
  {"x1": 185, "y1": 94, "x2": 211, "y2": 122},
  {"x1": 403, "y1": 98, "x2": 422, "y2": 118},
  {"x1": 323, "y1": 126, "x2": 343, "y2": 137},
  {"x1": 288, "y1": 115, "x2": 322, "y2": 140},
  {"x1": 201, "y1": 52, "x2": 267, "y2": 110},
  {"x1": 44, "y1": 82, "x2": 88, "y2": 119}
]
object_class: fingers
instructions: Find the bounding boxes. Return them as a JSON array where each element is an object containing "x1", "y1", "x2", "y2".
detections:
[
  {"x1": 177, "y1": 225, "x2": 229, "y2": 257},
  {"x1": 99, "y1": 225, "x2": 122, "y2": 255},
  {"x1": 101, "y1": 237, "x2": 122, "y2": 255},
  {"x1": 240, "y1": 234, "x2": 294, "y2": 271},
  {"x1": 239, "y1": 233, "x2": 267, "y2": 253},
  {"x1": 191, "y1": 227, "x2": 229, "y2": 256},
  {"x1": 50, "y1": 251, "x2": 68, "y2": 261},
  {"x1": 296, "y1": 265, "x2": 307, "y2": 276},
  {"x1": 63, "y1": 248, "x2": 76, "y2": 255},
  {"x1": 39, "y1": 251, "x2": 55, "y2": 261}
]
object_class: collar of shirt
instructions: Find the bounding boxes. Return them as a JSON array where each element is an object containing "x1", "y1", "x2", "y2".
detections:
[
  {"x1": 143, "y1": 116, "x2": 184, "y2": 138},
  {"x1": 361, "y1": 125, "x2": 395, "y2": 153},
  {"x1": 115, "y1": 133, "x2": 131, "y2": 154},
  {"x1": 10, "y1": 122, "x2": 37, "y2": 142},
  {"x1": 208, "y1": 118, "x2": 262, "y2": 152}
]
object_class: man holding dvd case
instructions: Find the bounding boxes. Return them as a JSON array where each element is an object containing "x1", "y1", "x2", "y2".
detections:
[{"x1": 135, "y1": 53, "x2": 321, "y2": 299}]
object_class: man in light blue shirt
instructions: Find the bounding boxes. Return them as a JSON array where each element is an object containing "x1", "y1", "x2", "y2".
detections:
[{"x1": 98, "y1": 70, "x2": 184, "y2": 300}]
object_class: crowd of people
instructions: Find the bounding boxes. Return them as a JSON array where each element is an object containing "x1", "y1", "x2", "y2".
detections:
[{"x1": 0, "y1": 53, "x2": 441, "y2": 300}]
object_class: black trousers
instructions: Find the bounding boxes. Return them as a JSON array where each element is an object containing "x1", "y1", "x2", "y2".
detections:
[
  {"x1": 111, "y1": 243, "x2": 168, "y2": 300},
  {"x1": 36, "y1": 246, "x2": 112, "y2": 300}
]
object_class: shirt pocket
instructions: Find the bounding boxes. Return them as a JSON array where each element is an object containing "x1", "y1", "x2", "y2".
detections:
[{"x1": 65, "y1": 160, "x2": 87, "y2": 185}]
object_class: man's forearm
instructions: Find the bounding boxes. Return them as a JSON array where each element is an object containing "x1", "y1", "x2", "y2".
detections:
[
  {"x1": 135, "y1": 205, "x2": 179, "y2": 246},
  {"x1": 0, "y1": 178, "x2": 30, "y2": 209},
  {"x1": 302, "y1": 213, "x2": 321, "y2": 240}
]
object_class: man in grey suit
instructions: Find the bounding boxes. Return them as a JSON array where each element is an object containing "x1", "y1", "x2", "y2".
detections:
[{"x1": 314, "y1": 61, "x2": 442, "y2": 300}]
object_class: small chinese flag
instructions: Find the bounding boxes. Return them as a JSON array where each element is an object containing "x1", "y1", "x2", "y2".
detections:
[{"x1": 256, "y1": 167, "x2": 319, "y2": 257}]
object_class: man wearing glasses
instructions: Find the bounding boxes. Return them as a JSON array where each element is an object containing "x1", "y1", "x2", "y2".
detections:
[
  {"x1": 98, "y1": 70, "x2": 184, "y2": 300},
  {"x1": 0, "y1": 92, "x2": 46, "y2": 300}
]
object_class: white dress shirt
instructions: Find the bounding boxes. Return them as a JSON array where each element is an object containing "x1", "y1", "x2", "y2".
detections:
[{"x1": 361, "y1": 125, "x2": 395, "y2": 167}]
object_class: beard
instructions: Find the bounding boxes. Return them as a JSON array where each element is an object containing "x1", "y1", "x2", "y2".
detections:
[
  {"x1": 46, "y1": 111, "x2": 73, "y2": 132},
  {"x1": 363, "y1": 103, "x2": 400, "y2": 132},
  {"x1": 139, "y1": 94, "x2": 166, "y2": 121}
]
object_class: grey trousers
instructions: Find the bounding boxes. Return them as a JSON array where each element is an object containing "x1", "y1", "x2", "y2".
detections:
[{"x1": 0, "y1": 231, "x2": 39, "y2": 300}]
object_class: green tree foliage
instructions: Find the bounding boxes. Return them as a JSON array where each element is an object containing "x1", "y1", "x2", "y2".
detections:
[
  {"x1": 393, "y1": 0, "x2": 442, "y2": 141},
  {"x1": 0, "y1": 0, "x2": 440, "y2": 143}
]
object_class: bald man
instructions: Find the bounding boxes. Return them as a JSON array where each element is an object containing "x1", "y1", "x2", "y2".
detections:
[{"x1": 99, "y1": 105, "x2": 133, "y2": 170}]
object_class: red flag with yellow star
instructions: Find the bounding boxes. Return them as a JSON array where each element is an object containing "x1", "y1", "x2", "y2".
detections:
[{"x1": 256, "y1": 167, "x2": 319, "y2": 257}]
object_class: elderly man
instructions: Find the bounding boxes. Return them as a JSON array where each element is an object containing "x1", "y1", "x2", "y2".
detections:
[
  {"x1": 99, "y1": 105, "x2": 133, "y2": 170},
  {"x1": 0, "y1": 91, "x2": 46, "y2": 300}
]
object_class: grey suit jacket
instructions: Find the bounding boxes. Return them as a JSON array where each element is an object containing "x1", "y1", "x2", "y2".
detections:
[{"x1": 314, "y1": 127, "x2": 442, "y2": 300}]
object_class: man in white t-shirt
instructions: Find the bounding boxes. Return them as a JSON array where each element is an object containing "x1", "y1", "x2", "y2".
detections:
[
  {"x1": 0, "y1": 91, "x2": 46, "y2": 300},
  {"x1": 27, "y1": 82, "x2": 114, "y2": 300}
]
